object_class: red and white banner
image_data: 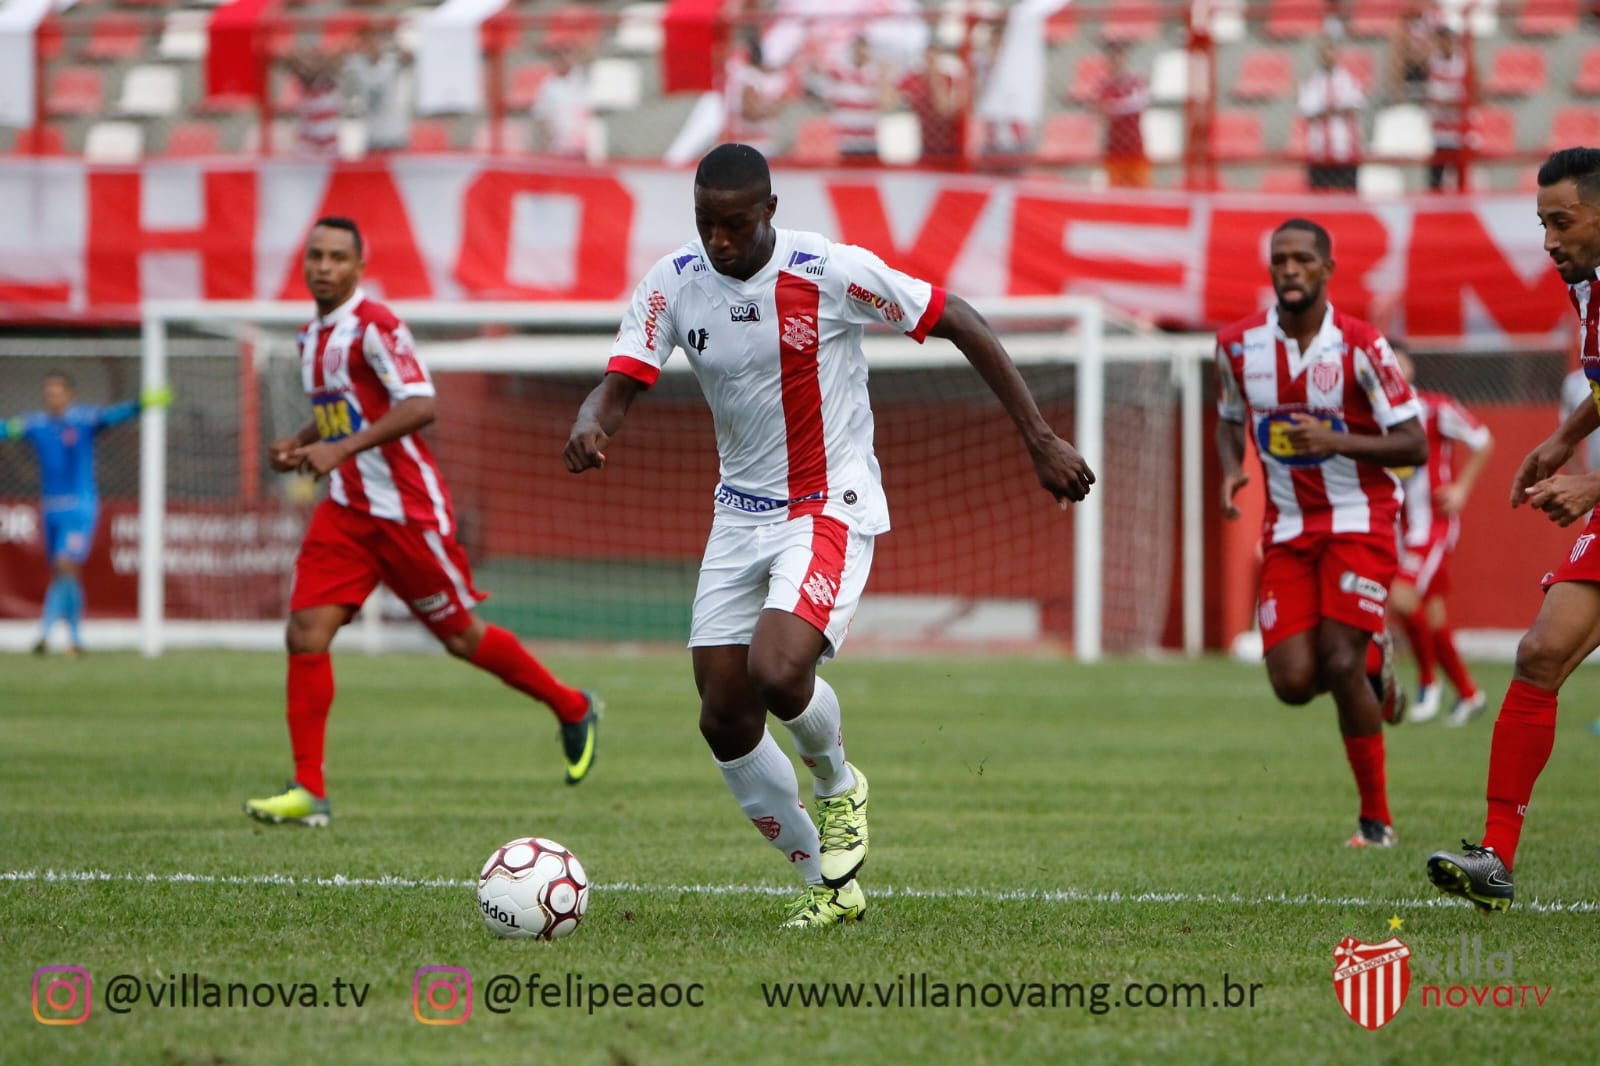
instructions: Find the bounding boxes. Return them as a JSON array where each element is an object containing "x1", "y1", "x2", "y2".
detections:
[{"x1": 0, "y1": 158, "x2": 1572, "y2": 338}]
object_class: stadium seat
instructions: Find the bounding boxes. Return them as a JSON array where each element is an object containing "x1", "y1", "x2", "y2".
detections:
[
  {"x1": 1265, "y1": 0, "x2": 1322, "y2": 39},
  {"x1": 1045, "y1": 5, "x2": 1077, "y2": 43},
  {"x1": 162, "y1": 121, "x2": 222, "y2": 157},
  {"x1": 877, "y1": 112, "x2": 921, "y2": 165},
  {"x1": 614, "y1": 3, "x2": 664, "y2": 54},
  {"x1": 1149, "y1": 48, "x2": 1189, "y2": 105},
  {"x1": 506, "y1": 62, "x2": 553, "y2": 111},
  {"x1": 1102, "y1": 0, "x2": 1160, "y2": 43},
  {"x1": 1548, "y1": 105, "x2": 1600, "y2": 150},
  {"x1": 1211, "y1": 109, "x2": 1263, "y2": 160},
  {"x1": 46, "y1": 67, "x2": 106, "y2": 116},
  {"x1": 409, "y1": 120, "x2": 454, "y2": 152},
  {"x1": 118, "y1": 64, "x2": 181, "y2": 117},
  {"x1": 1038, "y1": 112, "x2": 1098, "y2": 164},
  {"x1": 1474, "y1": 105, "x2": 1516, "y2": 155},
  {"x1": 1337, "y1": 48, "x2": 1376, "y2": 94},
  {"x1": 1484, "y1": 44, "x2": 1546, "y2": 98},
  {"x1": 587, "y1": 57, "x2": 642, "y2": 112},
  {"x1": 320, "y1": 13, "x2": 369, "y2": 52},
  {"x1": 157, "y1": 9, "x2": 208, "y2": 60},
  {"x1": 1346, "y1": 0, "x2": 1404, "y2": 39},
  {"x1": 1141, "y1": 108, "x2": 1183, "y2": 163},
  {"x1": 1371, "y1": 103, "x2": 1431, "y2": 159},
  {"x1": 1260, "y1": 166, "x2": 1310, "y2": 193},
  {"x1": 84, "y1": 120, "x2": 144, "y2": 163},
  {"x1": 1357, "y1": 163, "x2": 1407, "y2": 199},
  {"x1": 1516, "y1": 0, "x2": 1578, "y2": 36},
  {"x1": 1576, "y1": 46, "x2": 1600, "y2": 96},
  {"x1": 1231, "y1": 49, "x2": 1293, "y2": 102},
  {"x1": 791, "y1": 116, "x2": 840, "y2": 164},
  {"x1": 5, "y1": 126, "x2": 66, "y2": 155},
  {"x1": 1066, "y1": 54, "x2": 1110, "y2": 104},
  {"x1": 83, "y1": 13, "x2": 147, "y2": 61}
]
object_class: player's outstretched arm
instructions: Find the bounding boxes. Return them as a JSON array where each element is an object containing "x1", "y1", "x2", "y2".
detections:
[
  {"x1": 564, "y1": 372, "x2": 646, "y2": 474},
  {"x1": 1215, "y1": 418, "x2": 1250, "y2": 520},
  {"x1": 290, "y1": 396, "x2": 436, "y2": 479},
  {"x1": 1511, "y1": 399, "x2": 1600, "y2": 507},
  {"x1": 927, "y1": 293, "x2": 1095, "y2": 504}
]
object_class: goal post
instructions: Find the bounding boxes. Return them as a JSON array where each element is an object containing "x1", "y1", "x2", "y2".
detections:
[{"x1": 123, "y1": 297, "x2": 1213, "y2": 660}]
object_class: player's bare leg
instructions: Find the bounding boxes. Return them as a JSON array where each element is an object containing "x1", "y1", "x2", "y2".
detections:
[
  {"x1": 750, "y1": 609, "x2": 868, "y2": 888},
  {"x1": 443, "y1": 614, "x2": 600, "y2": 785},
  {"x1": 1263, "y1": 628, "x2": 1324, "y2": 706},
  {"x1": 1318, "y1": 618, "x2": 1396, "y2": 847}
]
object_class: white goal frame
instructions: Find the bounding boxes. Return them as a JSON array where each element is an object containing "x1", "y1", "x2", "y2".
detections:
[{"x1": 137, "y1": 297, "x2": 1215, "y2": 661}]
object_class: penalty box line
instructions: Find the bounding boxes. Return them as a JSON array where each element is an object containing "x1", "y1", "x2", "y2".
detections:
[{"x1": 3, "y1": 868, "x2": 1598, "y2": 915}]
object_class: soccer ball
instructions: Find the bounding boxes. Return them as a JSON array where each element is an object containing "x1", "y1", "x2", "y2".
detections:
[{"x1": 477, "y1": 837, "x2": 589, "y2": 940}]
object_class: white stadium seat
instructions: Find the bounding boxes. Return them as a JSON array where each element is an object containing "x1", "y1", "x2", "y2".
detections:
[
  {"x1": 1141, "y1": 108, "x2": 1183, "y2": 163},
  {"x1": 119, "y1": 65, "x2": 181, "y2": 117},
  {"x1": 85, "y1": 121, "x2": 145, "y2": 163},
  {"x1": 1371, "y1": 104, "x2": 1432, "y2": 160},
  {"x1": 588, "y1": 58, "x2": 643, "y2": 112},
  {"x1": 615, "y1": 4, "x2": 665, "y2": 54},
  {"x1": 158, "y1": 10, "x2": 209, "y2": 61}
]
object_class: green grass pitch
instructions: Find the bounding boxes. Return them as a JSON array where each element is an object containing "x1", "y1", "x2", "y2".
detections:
[{"x1": 4, "y1": 650, "x2": 1599, "y2": 1064}]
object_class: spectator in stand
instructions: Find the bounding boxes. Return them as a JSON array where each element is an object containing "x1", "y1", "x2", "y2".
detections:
[
  {"x1": 896, "y1": 40, "x2": 968, "y2": 168},
  {"x1": 532, "y1": 31, "x2": 593, "y2": 160},
  {"x1": 285, "y1": 51, "x2": 344, "y2": 158},
  {"x1": 345, "y1": 26, "x2": 409, "y2": 154},
  {"x1": 810, "y1": 32, "x2": 895, "y2": 160},
  {"x1": 1384, "y1": 4, "x2": 1436, "y2": 104},
  {"x1": 723, "y1": 29, "x2": 793, "y2": 158},
  {"x1": 1094, "y1": 38, "x2": 1148, "y2": 188},
  {"x1": 1425, "y1": 22, "x2": 1474, "y2": 193},
  {"x1": 1298, "y1": 36, "x2": 1365, "y2": 193}
]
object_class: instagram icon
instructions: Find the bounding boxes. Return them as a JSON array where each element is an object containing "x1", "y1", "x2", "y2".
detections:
[
  {"x1": 33, "y1": 966, "x2": 92, "y2": 1026},
  {"x1": 412, "y1": 966, "x2": 472, "y2": 1025}
]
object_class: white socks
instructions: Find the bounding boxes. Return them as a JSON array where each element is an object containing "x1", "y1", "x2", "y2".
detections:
[
  {"x1": 716, "y1": 729, "x2": 823, "y2": 885},
  {"x1": 780, "y1": 676, "x2": 854, "y2": 797}
]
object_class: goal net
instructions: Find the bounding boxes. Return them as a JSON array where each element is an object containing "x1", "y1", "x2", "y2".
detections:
[{"x1": 0, "y1": 300, "x2": 1212, "y2": 659}]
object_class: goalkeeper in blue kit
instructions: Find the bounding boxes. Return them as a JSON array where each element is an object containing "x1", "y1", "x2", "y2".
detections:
[{"x1": 0, "y1": 371, "x2": 170, "y2": 654}]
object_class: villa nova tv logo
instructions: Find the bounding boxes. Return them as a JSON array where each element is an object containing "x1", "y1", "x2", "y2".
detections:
[{"x1": 1331, "y1": 927, "x2": 1552, "y2": 1030}]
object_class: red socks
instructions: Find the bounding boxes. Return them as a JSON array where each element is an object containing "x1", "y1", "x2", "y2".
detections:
[
  {"x1": 1482, "y1": 680, "x2": 1558, "y2": 870},
  {"x1": 1432, "y1": 626, "x2": 1475, "y2": 698},
  {"x1": 470, "y1": 624, "x2": 589, "y2": 723},
  {"x1": 1398, "y1": 612, "x2": 1436, "y2": 686},
  {"x1": 1342, "y1": 733, "x2": 1391, "y2": 826},
  {"x1": 287, "y1": 653, "x2": 334, "y2": 798}
]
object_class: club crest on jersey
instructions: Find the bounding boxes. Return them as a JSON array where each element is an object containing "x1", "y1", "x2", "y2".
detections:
[
  {"x1": 786, "y1": 250, "x2": 827, "y2": 276},
  {"x1": 673, "y1": 253, "x2": 707, "y2": 275},
  {"x1": 1311, "y1": 360, "x2": 1342, "y2": 394},
  {"x1": 686, "y1": 328, "x2": 710, "y2": 353},
  {"x1": 801, "y1": 570, "x2": 838, "y2": 608},
  {"x1": 730, "y1": 303, "x2": 761, "y2": 322},
  {"x1": 1256, "y1": 408, "x2": 1347, "y2": 467},
  {"x1": 782, "y1": 312, "x2": 818, "y2": 351}
]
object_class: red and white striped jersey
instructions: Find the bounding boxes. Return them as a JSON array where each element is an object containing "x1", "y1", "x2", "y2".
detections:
[
  {"x1": 1571, "y1": 268, "x2": 1600, "y2": 387},
  {"x1": 608, "y1": 229, "x2": 946, "y2": 534},
  {"x1": 814, "y1": 57, "x2": 883, "y2": 154},
  {"x1": 298, "y1": 288, "x2": 454, "y2": 532},
  {"x1": 1425, "y1": 50, "x2": 1470, "y2": 149},
  {"x1": 1400, "y1": 389, "x2": 1490, "y2": 547},
  {"x1": 1216, "y1": 305, "x2": 1420, "y2": 545}
]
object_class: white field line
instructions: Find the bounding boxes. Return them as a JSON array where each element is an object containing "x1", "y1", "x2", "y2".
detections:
[{"x1": 3, "y1": 868, "x2": 1596, "y2": 915}]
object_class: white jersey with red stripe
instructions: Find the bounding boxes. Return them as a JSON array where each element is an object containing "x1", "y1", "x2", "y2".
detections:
[
  {"x1": 607, "y1": 229, "x2": 946, "y2": 535},
  {"x1": 1400, "y1": 389, "x2": 1490, "y2": 548},
  {"x1": 298, "y1": 288, "x2": 455, "y2": 533},
  {"x1": 1571, "y1": 269, "x2": 1600, "y2": 391},
  {"x1": 1216, "y1": 304, "x2": 1420, "y2": 546}
]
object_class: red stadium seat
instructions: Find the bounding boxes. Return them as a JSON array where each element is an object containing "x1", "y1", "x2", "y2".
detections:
[
  {"x1": 5, "y1": 126, "x2": 66, "y2": 155},
  {"x1": 1045, "y1": 6, "x2": 1077, "y2": 43},
  {"x1": 1347, "y1": 0, "x2": 1406, "y2": 39},
  {"x1": 46, "y1": 67, "x2": 105, "y2": 116},
  {"x1": 1517, "y1": 0, "x2": 1579, "y2": 37},
  {"x1": 1037, "y1": 112, "x2": 1099, "y2": 164},
  {"x1": 1572, "y1": 45, "x2": 1600, "y2": 96},
  {"x1": 506, "y1": 62, "x2": 553, "y2": 110},
  {"x1": 1101, "y1": 0, "x2": 1160, "y2": 43},
  {"x1": 1265, "y1": 0, "x2": 1322, "y2": 39},
  {"x1": 1232, "y1": 49, "x2": 1294, "y2": 102},
  {"x1": 1548, "y1": 106, "x2": 1600, "y2": 150},
  {"x1": 1337, "y1": 48, "x2": 1376, "y2": 94},
  {"x1": 792, "y1": 116, "x2": 840, "y2": 164},
  {"x1": 1260, "y1": 166, "x2": 1310, "y2": 193},
  {"x1": 1066, "y1": 54, "x2": 1109, "y2": 104},
  {"x1": 162, "y1": 121, "x2": 221, "y2": 157},
  {"x1": 1473, "y1": 105, "x2": 1516, "y2": 156},
  {"x1": 1484, "y1": 44, "x2": 1547, "y2": 98},
  {"x1": 83, "y1": 13, "x2": 146, "y2": 61},
  {"x1": 1211, "y1": 109, "x2": 1263, "y2": 161},
  {"x1": 409, "y1": 120, "x2": 454, "y2": 152},
  {"x1": 320, "y1": 13, "x2": 369, "y2": 52}
]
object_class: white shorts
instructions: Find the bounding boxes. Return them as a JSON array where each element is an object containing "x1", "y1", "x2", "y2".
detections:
[{"x1": 689, "y1": 513, "x2": 874, "y2": 660}]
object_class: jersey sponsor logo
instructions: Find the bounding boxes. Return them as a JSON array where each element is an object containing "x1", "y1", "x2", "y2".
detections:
[
  {"x1": 643, "y1": 290, "x2": 668, "y2": 352},
  {"x1": 672, "y1": 252, "x2": 706, "y2": 275},
  {"x1": 782, "y1": 311, "x2": 818, "y2": 351},
  {"x1": 1572, "y1": 533, "x2": 1595, "y2": 564},
  {"x1": 801, "y1": 569, "x2": 839, "y2": 609},
  {"x1": 1255, "y1": 409, "x2": 1346, "y2": 467},
  {"x1": 1374, "y1": 353, "x2": 1412, "y2": 406},
  {"x1": 1258, "y1": 595, "x2": 1278, "y2": 631},
  {"x1": 842, "y1": 490, "x2": 857, "y2": 505},
  {"x1": 1311, "y1": 360, "x2": 1343, "y2": 394},
  {"x1": 311, "y1": 390, "x2": 364, "y2": 442},
  {"x1": 686, "y1": 328, "x2": 710, "y2": 353},
  {"x1": 730, "y1": 302, "x2": 761, "y2": 322},
  {"x1": 786, "y1": 250, "x2": 827, "y2": 276},
  {"x1": 752, "y1": 816, "x2": 782, "y2": 841},
  {"x1": 1339, "y1": 571, "x2": 1388, "y2": 603},
  {"x1": 847, "y1": 282, "x2": 904, "y2": 324},
  {"x1": 412, "y1": 592, "x2": 450, "y2": 614}
]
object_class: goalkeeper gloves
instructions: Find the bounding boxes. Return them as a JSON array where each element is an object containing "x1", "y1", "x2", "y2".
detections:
[{"x1": 141, "y1": 385, "x2": 174, "y2": 410}]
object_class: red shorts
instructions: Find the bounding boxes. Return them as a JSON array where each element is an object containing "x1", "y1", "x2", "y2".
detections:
[
  {"x1": 1257, "y1": 530, "x2": 1398, "y2": 652},
  {"x1": 1541, "y1": 510, "x2": 1600, "y2": 590},
  {"x1": 289, "y1": 499, "x2": 485, "y2": 638},
  {"x1": 1396, "y1": 528, "x2": 1453, "y2": 598}
]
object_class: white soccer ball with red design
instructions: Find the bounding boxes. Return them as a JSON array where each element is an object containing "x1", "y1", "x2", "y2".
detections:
[{"x1": 477, "y1": 837, "x2": 589, "y2": 940}]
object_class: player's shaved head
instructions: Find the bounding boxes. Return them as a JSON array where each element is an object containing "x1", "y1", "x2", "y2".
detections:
[
  {"x1": 1272, "y1": 217, "x2": 1332, "y2": 260},
  {"x1": 695, "y1": 143, "x2": 772, "y2": 196}
]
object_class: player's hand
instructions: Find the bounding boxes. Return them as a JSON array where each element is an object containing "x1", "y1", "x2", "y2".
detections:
[
  {"x1": 1510, "y1": 438, "x2": 1573, "y2": 507},
  {"x1": 140, "y1": 385, "x2": 174, "y2": 409},
  {"x1": 1027, "y1": 434, "x2": 1095, "y2": 506},
  {"x1": 1524, "y1": 473, "x2": 1600, "y2": 526},
  {"x1": 288, "y1": 440, "x2": 351, "y2": 479},
  {"x1": 1221, "y1": 469, "x2": 1250, "y2": 520},
  {"x1": 267, "y1": 436, "x2": 302, "y2": 473},
  {"x1": 1283, "y1": 412, "x2": 1335, "y2": 458},
  {"x1": 563, "y1": 421, "x2": 610, "y2": 474},
  {"x1": 1433, "y1": 482, "x2": 1469, "y2": 516}
]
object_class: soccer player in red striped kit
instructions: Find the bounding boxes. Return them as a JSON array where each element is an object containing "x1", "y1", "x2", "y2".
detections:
[
  {"x1": 1429, "y1": 147, "x2": 1600, "y2": 910},
  {"x1": 1215, "y1": 217, "x2": 1427, "y2": 849},
  {"x1": 243, "y1": 217, "x2": 600, "y2": 827}
]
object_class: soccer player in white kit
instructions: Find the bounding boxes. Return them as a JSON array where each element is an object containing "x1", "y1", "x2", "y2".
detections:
[{"x1": 564, "y1": 144, "x2": 1095, "y2": 928}]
